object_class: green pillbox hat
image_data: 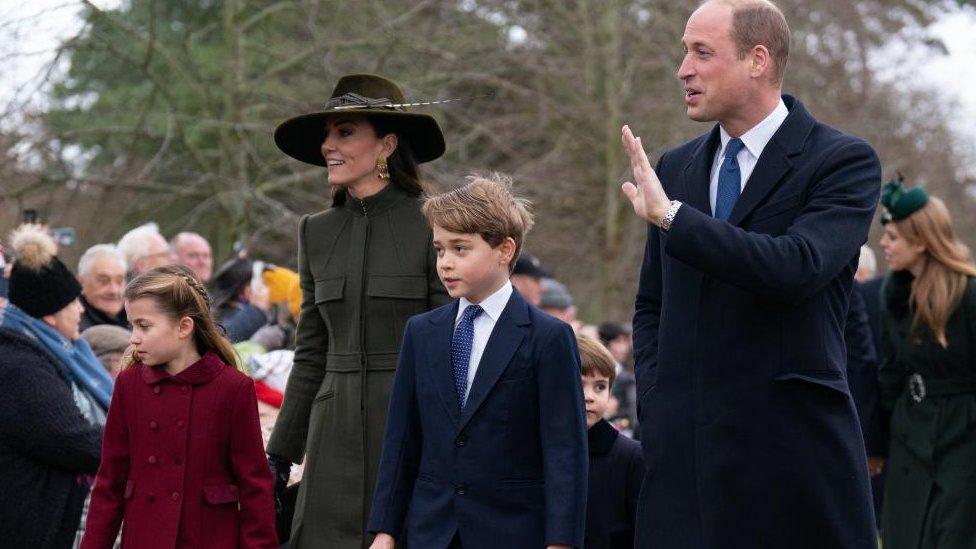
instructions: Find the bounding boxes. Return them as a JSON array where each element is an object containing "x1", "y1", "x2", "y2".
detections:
[{"x1": 880, "y1": 177, "x2": 928, "y2": 224}]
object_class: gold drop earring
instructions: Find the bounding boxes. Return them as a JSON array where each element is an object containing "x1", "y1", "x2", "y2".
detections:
[{"x1": 376, "y1": 157, "x2": 390, "y2": 180}]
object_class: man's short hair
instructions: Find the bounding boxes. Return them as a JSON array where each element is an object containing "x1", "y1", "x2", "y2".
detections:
[
  {"x1": 717, "y1": 0, "x2": 791, "y2": 83},
  {"x1": 170, "y1": 231, "x2": 209, "y2": 252},
  {"x1": 577, "y1": 334, "x2": 617, "y2": 387},
  {"x1": 422, "y1": 174, "x2": 535, "y2": 273},
  {"x1": 116, "y1": 223, "x2": 163, "y2": 268},
  {"x1": 78, "y1": 244, "x2": 127, "y2": 278}
]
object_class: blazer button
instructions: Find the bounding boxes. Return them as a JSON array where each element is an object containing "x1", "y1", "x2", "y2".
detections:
[
  {"x1": 455, "y1": 435, "x2": 467, "y2": 447},
  {"x1": 153, "y1": 386, "x2": 161, "y2": 395},
  {"x1": 456, "y1": 484, "x2": 468, "y2": 496},
  {"x1": 171, "y1": 492, "x2": 181, "y2": 501},
  {"x1": 150, "y1": 421, "x2": 158, "y2": 431},
  {"x1": 148, "y1": 455, "x2": 158, "y2": 465},
  {"x1": 147, "y1": 493, "x2": 156, "y2": 502}
]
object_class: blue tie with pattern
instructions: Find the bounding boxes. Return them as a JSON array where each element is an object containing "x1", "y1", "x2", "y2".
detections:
[
  {"x1": 715, "y1": 138, "x2": 745, "y2": 220},
  {"x1": 452, "y1": 305, "x2": 483, "y2": 409}
]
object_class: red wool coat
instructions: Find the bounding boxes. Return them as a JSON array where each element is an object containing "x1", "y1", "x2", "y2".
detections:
[{"x1": 81, "y1": 352, "x2": 277, "y2": 549}]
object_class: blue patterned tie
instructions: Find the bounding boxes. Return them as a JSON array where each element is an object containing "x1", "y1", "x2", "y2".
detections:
[
  {"x1": 452, "y1": 305, "x2": 483, "y2": 409},
  {"x1": 715, "y1": 138, "x2": 745, "y2": 220}
]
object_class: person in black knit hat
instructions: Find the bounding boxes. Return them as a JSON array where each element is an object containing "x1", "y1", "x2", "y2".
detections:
[{"x1": 0, "y1": 224, "x2": 106, "y2": 549}]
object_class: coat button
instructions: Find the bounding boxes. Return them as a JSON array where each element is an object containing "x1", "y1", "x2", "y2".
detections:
[
  {"x1": 181, "y1": 386, "x2": 189, "y2": 394},
  {"x1": 147, "y1": 493, "x2": 156, "y2": 502},
  {"x1": 150, "y1": 421, "x2": 158, "y2": 431},
  {"x1": 171, "y1": 492, "x2": 181, "y2": 501},
  {"x1": 455, "y1": 435, "x2": 467, "y2": 447},
  {"x1": 148, "y1": 455, "x2": 157, "y2": 465},
  {"x1": 153, "y1": 386, "x2": 161, "y2": 395},
  {"x1": 176, "y1": 419, "x2": 185, "y2": 429},
  {"x1": 174, "y1": 455, "x2": 183, "y2": 465},
  {"x1": 456, "y1": 484, "x2": 468, "y2": 496}
]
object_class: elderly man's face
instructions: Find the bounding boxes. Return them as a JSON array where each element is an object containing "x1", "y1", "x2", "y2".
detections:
[
  {"x1": 134, "y1": 234, "x2": 173, "y2": 275},
  {"x1": 677, "y1": 2, "x2": 754, "y2": 125},
  {"x1": 81, "y1": 255, "x2": 126, "y2": 316},
  {"x1": 175, "y1": 235, "x2": 213, "y2": 283}
]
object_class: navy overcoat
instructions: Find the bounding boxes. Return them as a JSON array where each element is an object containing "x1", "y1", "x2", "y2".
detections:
[{"x1": 633, "y1": 96, "x2": 880, "y2": 548}]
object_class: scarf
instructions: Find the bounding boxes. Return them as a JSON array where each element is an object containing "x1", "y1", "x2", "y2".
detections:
[{"x1": 0, "y1": 298, "x2": 113, "y2": 410}]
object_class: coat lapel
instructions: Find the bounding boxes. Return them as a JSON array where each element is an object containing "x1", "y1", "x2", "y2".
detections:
[
  {"x1": 458, "y1": 291, "x2": 531, "y2": 432},
  {"x1": 727, "y1": 95, "x2": 814, "y2": 226},
  {"x1": 683, "y1": 126, "x2": 721, "y2": 216},
  {"x1": 426, "y1": 301, "x2": 462, "y2": 426}
]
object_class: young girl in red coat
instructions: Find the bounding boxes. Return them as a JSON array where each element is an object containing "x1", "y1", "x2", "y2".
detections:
[{"x1": 81, "y1": 265, "x2": 277, "y2": 549}]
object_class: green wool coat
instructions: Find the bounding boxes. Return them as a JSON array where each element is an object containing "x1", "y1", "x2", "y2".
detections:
[
  {"x1": 268, "y1": 184, "x2": 449, "y2": 548},
  {"x1": 878, "y1": 271, "x2": 976, "y2": 549}
]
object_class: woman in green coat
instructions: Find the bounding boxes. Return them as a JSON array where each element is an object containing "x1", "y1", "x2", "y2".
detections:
[
  {"x1": 267, "y1": 74, "x2": 450, "y2": 548},
  {"x1": 877, "y1": 180, "x2": 976, "y2": 549}
]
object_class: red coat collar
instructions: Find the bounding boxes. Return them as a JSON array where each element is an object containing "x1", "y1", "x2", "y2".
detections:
[{"x1": 140, "y1": 351, "x2": 227, "y2": 385}]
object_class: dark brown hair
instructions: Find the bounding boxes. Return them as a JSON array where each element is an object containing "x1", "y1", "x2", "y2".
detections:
[
  {"x1": 121, "y1": 264, "x2": 241, "y2": 371},
  {"x1": 577, "y1": 334, "x2": 617, "y2": 387},
  {"x1": 331, "y1": 115, "x2": 430, "y2": 206}
]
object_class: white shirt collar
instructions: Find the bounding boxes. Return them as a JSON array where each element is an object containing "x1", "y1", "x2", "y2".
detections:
[
  {"x1": 457, "y1": 280, "x2": 513, "y2": 323},
  {"x1": 718, "y1": 98, "x2": 788, "y2": 159}
]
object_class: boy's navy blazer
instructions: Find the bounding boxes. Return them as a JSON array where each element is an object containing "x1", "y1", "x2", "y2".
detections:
[
  {"x1": 633, "y1": 96, "x2": 880, "y2": 548},
  {"x1": 368, "y1": 289, "x2": 588, "y2": 548}
]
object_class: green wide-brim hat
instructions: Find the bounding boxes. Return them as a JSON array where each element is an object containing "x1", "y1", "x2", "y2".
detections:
[
  {"x1": 880, "y1": 176, "x2": 928, "y2": 224},
  {"x1": 274, "y1": 74, "x2": 446, "y2": 166}
]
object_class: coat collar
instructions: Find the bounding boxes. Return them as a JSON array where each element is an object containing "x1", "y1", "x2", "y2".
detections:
[
  {"x1": 140, "y1": 350, "x2": 227, "y2": 385},
  {"x1": 588, "y1": 418, "x2": 619, "y2": 456},
  {"x1": 80, "y1": 295, "x2": 129, "y2": 328},
  {"x1": 683, "y1": 95, "x2": 815, "y2": 224},
  {"x1": 343, "y1": 182, "x2": 411, "y2": 217}
]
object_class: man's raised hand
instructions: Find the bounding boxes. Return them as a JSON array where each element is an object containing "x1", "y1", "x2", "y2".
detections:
[{"x1": 620, "y1": 125, "x2": 671, "y2": 226}]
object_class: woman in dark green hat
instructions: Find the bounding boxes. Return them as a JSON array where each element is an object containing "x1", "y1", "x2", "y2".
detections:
[
  {"x1": 267, "y1": 74, "x2": 450, "y2": 548},
  {"x1": 877, "y1": 179, "x2": 976, "y2": 549}
]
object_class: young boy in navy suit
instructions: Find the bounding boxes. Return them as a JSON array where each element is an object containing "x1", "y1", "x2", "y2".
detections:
[{"x1": 368, "y1": 175, "x2": 588, "y2": 549}]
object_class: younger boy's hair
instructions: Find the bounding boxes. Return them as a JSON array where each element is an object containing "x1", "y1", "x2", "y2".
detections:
[
  {"x1": 577, "y1": 334, "x2": 616, "y2": 387},
  {"x1": 422, "y1": 173, "x2": 535, "y2": 273}
]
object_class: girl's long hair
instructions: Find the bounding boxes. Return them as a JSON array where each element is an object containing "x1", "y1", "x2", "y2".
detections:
[
  {"x1": 330, "y1": 115, "x2": 430, "y2": 206},
  {"x1": 121, "y1": 264, "x2": 242, "y2": 371},
  {"x1": 893, "y1": 196, "x2": 976, "y2": 347}
]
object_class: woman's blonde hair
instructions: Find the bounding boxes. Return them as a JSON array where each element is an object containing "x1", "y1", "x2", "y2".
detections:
[
  {"x1": 893, "y1": 196, "x2": 976, "y2": 347},
  {"x1": 121, "y1": 264, "x2": 242, "y2": 371}
]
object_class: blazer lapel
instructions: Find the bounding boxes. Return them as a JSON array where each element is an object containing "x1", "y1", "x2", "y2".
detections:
[
  {"x1": 727, "y1": 95, "x2": 814, "y2": 226},
  {"x1": 458, "y1": 291, "x2": 531, "y2": 432},
  {"x1": 683, "y1": 126, "x2": 721, "y2": 216},
  {"x1": 426, "y1": 301, "x2": 462, "y2": 426}
]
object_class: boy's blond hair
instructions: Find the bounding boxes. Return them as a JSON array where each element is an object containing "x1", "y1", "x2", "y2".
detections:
[
  {"x1": 577, "y1": 334, "x2": 616, "y2": 387},
  {"x1": 422, "y1": 174, "x2": 534, "y2": 273}
]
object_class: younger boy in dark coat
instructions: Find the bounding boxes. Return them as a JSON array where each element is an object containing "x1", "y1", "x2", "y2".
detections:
[
  {"x1": 578, "y1": 334, "x2": 643, "y2": 549},
  {"x1": 368, "y1": 175, "x2": 588, "y2": 548}
]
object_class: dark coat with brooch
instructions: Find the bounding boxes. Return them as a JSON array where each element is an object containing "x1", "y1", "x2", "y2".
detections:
[
  {"x1": 0, "y1": 327, "x2": 103, "y2": 549},
  {"x1": 633, "y1": 95, "x2": 879, "y2": 548},
  {"x1": 878, "y1": 272, "x2": 976, "y2": 549},
  {"x1": 81, "y1": 352, "x2": 276, "y2": 549},
  {"x1": 584, "y1": 419, "x2": 643, "y2": 549}
]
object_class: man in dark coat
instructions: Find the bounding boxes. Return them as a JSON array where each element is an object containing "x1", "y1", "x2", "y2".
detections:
[{"x1": 620, "y1": 1, "x2": 880, "y2": 546}]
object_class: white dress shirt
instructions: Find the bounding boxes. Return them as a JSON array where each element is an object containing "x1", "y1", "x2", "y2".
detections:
[
  {"x1": 455, "y1": 280, "x2": 514, "y2": 402},
  {"x1": 708, "y1": 99, "x2": 789, "y2": 215}
]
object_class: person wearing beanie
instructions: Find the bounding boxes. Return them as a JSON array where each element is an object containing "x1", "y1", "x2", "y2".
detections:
[
  {"x1": 0, "y1": 224, "x2": 106, "y2": 548},
  {"x1": 540, "y1": 278, "x2": 579, "y2": 328}
]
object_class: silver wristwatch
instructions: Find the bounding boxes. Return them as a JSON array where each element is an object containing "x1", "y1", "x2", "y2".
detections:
[{"x1": 660, "y1": 200, "x2": 682, "y2": 232}]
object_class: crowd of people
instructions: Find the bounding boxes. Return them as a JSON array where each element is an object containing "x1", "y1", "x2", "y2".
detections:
[{"x1": 1, "y1": 0, "x2": 975, "y2": 548}]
